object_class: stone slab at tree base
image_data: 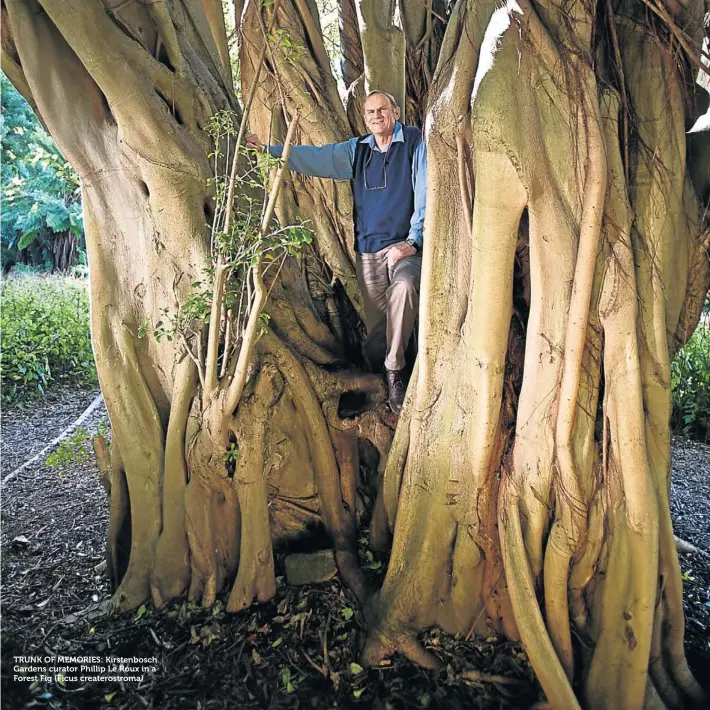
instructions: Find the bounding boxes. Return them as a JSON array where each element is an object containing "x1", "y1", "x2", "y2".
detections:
[{"x1": 285, "y1": 550, "x2": 337, "y2": 586}]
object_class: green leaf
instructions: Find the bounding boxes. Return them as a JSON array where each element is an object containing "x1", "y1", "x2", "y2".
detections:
[
  {"x1": 135, "y1": 604, "x2": 147, "y2": 619},
  {"x1": 105, "y1": 692, "x2": 117, "y2": 702},
  {"x1": 272, "y1": 636, "x2": 283, "y2": 648},
  {"x1": 350, "y1": 662, "x2": 364, "y2": 675},
  {"x1": 353, "y1": 687, "x2": 365, "y2": 699},
  {"x1": 17, "y1": 230, "x2": 39, "y2": 250},
  {"x1": 341, "y1": 607, "x2": 354, "y2": 621},
  {"x1": 280, "y1": 666, "x2": 291, "y2": 691}
]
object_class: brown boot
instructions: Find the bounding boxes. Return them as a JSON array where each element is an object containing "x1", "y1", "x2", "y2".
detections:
[{"x1": 385, "y1": 368, "x2": 407, "y2": 415}]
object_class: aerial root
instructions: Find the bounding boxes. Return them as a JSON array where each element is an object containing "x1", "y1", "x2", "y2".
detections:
[
  {"x1": 649, "y1": 604, "x2": 684, "y2": 710},
  {"x1": 98, "y1": 440, "x2": 130, "y2": 592},
  {"x1": 150, "y1": 359, "x2": 195, "y2": 608},
  {"x1": 500, "y1": 491, "x2": 581, "y2": 710},
  {"x1": 185, "y1": 477, "x2": 219, "y2": 607},
  {"x1": 227, "y1": 372, "x2": 276, "y2": 613},
  {"x1": 378, "y1": 366, "x2": 417, "y2": 529},
  {"x1": 674, "y1": 536, "x2": 700, "y2": 555},
  {"x1": 659, "y1": 516, "x2": 707, "y2": 703},
  {"x1": 369, "y1": 489, "x2": 391, "y2": 553},
  {"x1": 543, "y1": 528, "x2": 576, "y2": 681},
  {"x1": 107, "y1": 565, "x2": 152, "y2": 614}
]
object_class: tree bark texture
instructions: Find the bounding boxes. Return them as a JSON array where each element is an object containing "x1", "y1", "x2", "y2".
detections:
[
  {"x1": 2, "y1": 0, "x2": 387, "y2": 618},
  {"x1": 364, "y1": 2, "x2": 710, "y2": 709},
  {"x1": 4, "y1": 1, "x2": 710, "y2": 708}
]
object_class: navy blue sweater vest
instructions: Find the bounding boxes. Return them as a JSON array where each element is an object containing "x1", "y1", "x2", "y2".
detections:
[{"x1": 352, "y1": 125, "x2": 421, "y2": 253}]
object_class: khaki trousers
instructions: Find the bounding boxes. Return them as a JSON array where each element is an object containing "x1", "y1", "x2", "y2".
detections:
[{"x1": 356, "y1": 244, "x2": 422, "y2": 372}]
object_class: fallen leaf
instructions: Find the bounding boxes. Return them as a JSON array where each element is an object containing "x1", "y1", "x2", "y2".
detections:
[{"x1": 12, "y1": 535, "x2": 30, "y2": 548}]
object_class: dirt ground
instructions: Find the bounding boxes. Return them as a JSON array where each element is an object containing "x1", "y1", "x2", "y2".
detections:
[{"x1": 1, "y1": 388, "x2": 709, "y2": 709}]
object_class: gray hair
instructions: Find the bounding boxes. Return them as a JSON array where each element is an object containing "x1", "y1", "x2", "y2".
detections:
[{"x1": 364, "y1": 90, "x2": 399, "y2": 111}]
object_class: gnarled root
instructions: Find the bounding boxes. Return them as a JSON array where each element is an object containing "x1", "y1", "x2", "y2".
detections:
[
  {"x1": 361, "y1": 626, "x2": 442, "y2": 670},
  {"x1": 227, "y1": 365, "x2": 282, "y2": 612},
  {"x1": 185, "y1": 469, "x2": 240, "y2": 609},
  {"x1": 151, "y1": 358, "x2": 196, "y2": 607}
]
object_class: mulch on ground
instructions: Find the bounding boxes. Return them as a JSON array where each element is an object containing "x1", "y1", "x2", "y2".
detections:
[
  {"x1": 1, "y1": 389, "x2": 709, "y2": 709},
  {"x1": 1, "y1": 387, "x2": 100, "y2": 477}
]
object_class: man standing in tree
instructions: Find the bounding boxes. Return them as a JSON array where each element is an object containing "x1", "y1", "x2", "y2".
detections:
[{"x1": 246, "y1": 91, "x2": 426, "y2": 415}]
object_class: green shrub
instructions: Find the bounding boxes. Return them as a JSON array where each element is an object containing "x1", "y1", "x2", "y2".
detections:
[
  {"x1": 46, "y1": 419, "x2": 109, "y2": 477},
  {"x1": 671, "y1": 318, "x2": 710, "y2": 441},
  {"x1": 1, "y1": 274, "x2": 97, "y2": 402},
  {"x1": 1, "y1": 74, "x2": 84, "y2": 272}
]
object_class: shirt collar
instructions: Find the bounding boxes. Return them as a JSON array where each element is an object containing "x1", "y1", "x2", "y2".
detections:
[{"x1": 359, "y1": 121, "x2": 404, "y2": 150}]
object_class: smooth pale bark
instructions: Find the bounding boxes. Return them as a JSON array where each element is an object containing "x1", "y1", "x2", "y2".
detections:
[
  {"x1": 354, "y1": 1, "x2": 406, "y2": 115},
  {"x1": 365, "y1": 3, "x2": 709, "y2": 710},
  {"x1": 2, "y1": 0, "x2": 384, "y2": 616},
  {"x1": 339, "y1": 0, "x2": 406, "y2": 129}
]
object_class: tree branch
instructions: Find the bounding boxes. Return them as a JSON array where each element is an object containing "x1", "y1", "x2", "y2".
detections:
[
  {"x1": 37, "y1": 0, "x2": 201, "y2": 135},
  {"x1": 224, "y1": 110, "x2": 300, "y2": 414},
  {"x1": 203, "y1": 0, "x2": 284, "y2": 399},
  {"x1": 293, "y1": 0, "x2": 343, "y2": 112},
  {"x1": 0, "y1": 6, "x2": 42, "y2": 120},
  {"x1": 38, "y1": 0, "x2": 166, "y2": 93},
  {"x1": 4, "y1": 0, "x2": 115, "y2": 175}
]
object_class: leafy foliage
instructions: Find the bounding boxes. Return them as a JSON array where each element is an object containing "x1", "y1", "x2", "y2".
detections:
[
  {"x1": 142, "y1": 110, "x2": 313, "y2": 357},
  {"x1": 45, "y1": 419, "x2": 109, "y2": 477},
  {"x1": 671, "y1": 318, "x2": 710, "y2": 441},
  {"x1": 1, "y1": 275, "x2": 97, "y2": 403},
  {"x1": 1, "y1": 74, "x2": 83, "y2": 271}
]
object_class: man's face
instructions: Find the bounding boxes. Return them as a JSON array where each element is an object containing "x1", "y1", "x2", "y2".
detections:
[{"x1": 363, "y1": 94, "x2": 400, "y2": 139}]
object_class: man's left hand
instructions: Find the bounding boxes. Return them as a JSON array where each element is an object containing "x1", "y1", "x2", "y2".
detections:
[{"x1": 387, "y1": 241, "x2": 418, "y2": 268}]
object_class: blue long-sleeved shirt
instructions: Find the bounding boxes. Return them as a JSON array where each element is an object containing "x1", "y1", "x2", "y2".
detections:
[{"x1": 266, "y1": 122, "x2": 427, "y2": 247}]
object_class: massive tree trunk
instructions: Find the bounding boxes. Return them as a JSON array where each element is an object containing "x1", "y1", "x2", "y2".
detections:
[
  {"x1": 1, "y1": 0, "x2": 384, "y2": 616},
  {"x1": 4, "y1": 0, "x2": 709, "y2": 708},
  {"x1": 364, "y1": 1, "x2": 710, "y2": 708}
]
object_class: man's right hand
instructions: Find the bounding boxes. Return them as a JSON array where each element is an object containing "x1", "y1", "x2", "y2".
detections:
[{"x1": 244, "y1": 133, "x2": 264, "y2": 152}]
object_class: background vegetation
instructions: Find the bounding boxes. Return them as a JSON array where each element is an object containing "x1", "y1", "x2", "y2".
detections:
[
  {"x1": 1, "y1": 74, "x2": 84, "y2": 274},
  {"x1": 0, "y1": 275, "x2": 97, "y2": 403},
  {"x1": 671, "y1": 308, "x2": 710, "y2": 441}
]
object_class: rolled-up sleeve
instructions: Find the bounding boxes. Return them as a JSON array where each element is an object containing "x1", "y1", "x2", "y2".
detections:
[
  {"x1": 266, "y1": 138, "x2": 357, "y2": 179},
  {"x1": 407, "y1": 140, "x2": 427, "y2": 247}
]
